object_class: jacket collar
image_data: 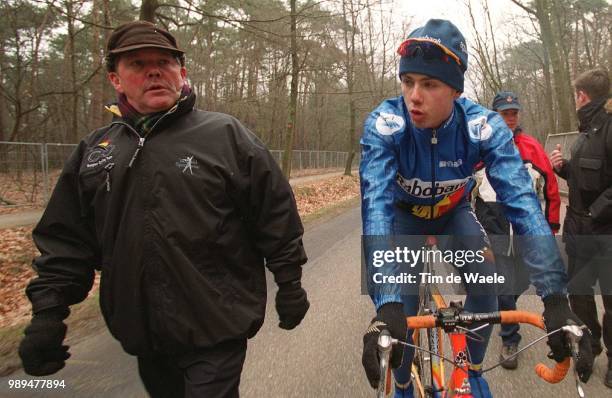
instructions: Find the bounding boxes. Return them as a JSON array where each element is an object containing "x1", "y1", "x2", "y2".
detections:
[{"x1": 577, "y1": 96, "x2": 608, "y2": 132}]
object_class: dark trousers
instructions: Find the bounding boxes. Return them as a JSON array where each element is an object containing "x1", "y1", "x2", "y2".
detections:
[
  {"x1": 564, "y1": 211, "x2": 612, "y2": 359},
  {"x1": 137, "y1": 339, "x2": 247, "y2": 398},
  {"x1": 567, "y1": 254, "x2": 612, "y2": 359}
]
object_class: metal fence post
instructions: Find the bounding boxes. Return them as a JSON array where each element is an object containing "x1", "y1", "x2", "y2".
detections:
[{"x1": 41, "y1": 144, "x2": 49, "y2": 204}]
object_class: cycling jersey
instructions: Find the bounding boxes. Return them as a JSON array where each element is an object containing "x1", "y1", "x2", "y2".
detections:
[{"x1": 360, "y1": 95, "x2": 567, "y2": 308}]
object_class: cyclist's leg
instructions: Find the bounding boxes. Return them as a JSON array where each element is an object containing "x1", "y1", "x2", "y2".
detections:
[
  {"x1": 391, "y1": 206, "x2": 429, "y2": 397},
  {"x1": 496, "y1": 253, "x2": 521, "y2": 347},
  {"x1": 393, "y1": 296, "x2": 419, "y2": 396}
]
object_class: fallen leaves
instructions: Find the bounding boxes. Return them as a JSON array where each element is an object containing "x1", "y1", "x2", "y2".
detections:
[
  {"x1": 294, "y1": 175, "x2": 360, "y2": 216},
  {"x1": 0, "y1": 227, "x2": 37, "y2": 328}
]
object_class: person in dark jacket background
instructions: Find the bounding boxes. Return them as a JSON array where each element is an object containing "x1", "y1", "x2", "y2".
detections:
[
  {"x1": 475, "y1": 90, "x2": 561, "y2": 370},
  {"x1": 18, "y1": 20, "x2": 310, "y2": 397},
  {"x1": 550, "y1": 67, "x2": 612, "y2": 388}
]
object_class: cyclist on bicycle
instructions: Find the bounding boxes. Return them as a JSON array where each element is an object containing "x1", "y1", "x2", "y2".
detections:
[{"x1": 360, "y1": 19, "x2": 593, "y2": 398}]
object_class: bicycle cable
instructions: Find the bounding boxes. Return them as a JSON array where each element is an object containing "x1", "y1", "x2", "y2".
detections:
[
  {"x1": 397, "y1": 340, "x2": 469, "y2": 376},
  {"x1": 481, "y1": 328, "x2": 563, "y2": 373}
]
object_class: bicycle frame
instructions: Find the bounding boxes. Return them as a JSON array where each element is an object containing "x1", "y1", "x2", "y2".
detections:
[{"x1": 375, "y1": 236, "x2": 580, "y2": 398}]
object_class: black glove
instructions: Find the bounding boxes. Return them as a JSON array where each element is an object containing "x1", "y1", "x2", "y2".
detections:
[
  {"x1": 19, "y1": 307, "x2": 70, "y2": 376},
  {"x1": 362, "y1": 302, "x2": 407, "y2": 389},
  {"x1": 542, "y1": 295, "x2": 594, "y2": 382},
  {"x1": 275, "y1": 280, "x2": 309, "y2": 330}
]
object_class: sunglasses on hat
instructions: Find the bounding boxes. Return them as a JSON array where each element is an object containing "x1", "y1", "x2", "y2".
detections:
[{"x1": 397, "y1": 39, "x2": 462, "y2": 67}]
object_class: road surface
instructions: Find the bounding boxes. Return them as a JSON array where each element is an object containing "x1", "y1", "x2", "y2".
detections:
[{"x1": 0, "y1": 206, "x2": 609, "y2": 397}]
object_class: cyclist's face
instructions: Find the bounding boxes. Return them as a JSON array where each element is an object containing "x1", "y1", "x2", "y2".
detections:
[
  {"x1": 108, "y1": 48, "x2": 187, "y2": 114},
  {"x1": 499, "y1": 109, "x2": 520, "y2": 131},
  {"x1": 401, "y1": 73, "x2": 460, "y2": 129}
]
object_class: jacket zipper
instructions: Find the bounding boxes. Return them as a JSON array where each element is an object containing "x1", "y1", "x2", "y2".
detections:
[
  {"x1": 430, "y1": 129, "x2": 438, "y2": 219},
  {"x1": 110, "y1": 101, "x2": 182, "y2": 169},
  {"x1": 104, "y1": 162, "x2": 115, "y2": 192}
]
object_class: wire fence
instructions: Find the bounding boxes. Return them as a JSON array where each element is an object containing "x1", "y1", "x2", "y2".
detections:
[{"x1": 0, "y1": 142, "x2": 358, "y2": 209}]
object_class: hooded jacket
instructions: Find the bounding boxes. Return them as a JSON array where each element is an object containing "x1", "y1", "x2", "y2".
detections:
[{"x1": 26, "y1": 92, "x2": 307, "y2": 356}]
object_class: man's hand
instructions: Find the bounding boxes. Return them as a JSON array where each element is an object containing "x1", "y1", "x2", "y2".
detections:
[
  {"x1": 18, "y1": 307, "x2": 70, "y2": 376},
  {"x1": 275, "y1": 280, "x2": 309, "y2": 330},
  {"x1": 542, "y1": 295, "x2": 594, "y2": 382},
  {"x1": 549, "y1": 144, "x2": 564, "y2": 172},
  {"x1": 362, "y1": 302, "x2": 406, "y2": 389}
]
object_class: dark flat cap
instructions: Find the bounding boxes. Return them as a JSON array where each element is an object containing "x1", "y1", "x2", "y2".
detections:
[{"x1": 106, "y1": 20, "x2": 184, "y2": 55}]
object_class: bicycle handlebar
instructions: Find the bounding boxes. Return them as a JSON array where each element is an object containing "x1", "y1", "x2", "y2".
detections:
[{"x1": 406, "y1": 310, "x2": 571, "y2": 384}]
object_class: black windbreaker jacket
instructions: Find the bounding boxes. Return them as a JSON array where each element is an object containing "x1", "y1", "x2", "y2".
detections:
[
  {"x1": 557, "y1": 97, "x2": 612, "y2": 231},
  {"x1": 26, "y1": 93, "x2": 307, "y2": 356}
]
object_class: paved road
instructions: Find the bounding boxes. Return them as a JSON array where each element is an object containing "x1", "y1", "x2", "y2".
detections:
[{"x1": 0, "y1": 205, "x2": 609, "y2": 397}]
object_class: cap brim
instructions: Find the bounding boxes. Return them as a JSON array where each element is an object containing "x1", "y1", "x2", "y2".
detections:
[
  {"x1": 109, "y1": 43, "x2": 184, "y2": 55},
  {"x1": 495, "y1": 103, "x2": 520, "y2": 111}
]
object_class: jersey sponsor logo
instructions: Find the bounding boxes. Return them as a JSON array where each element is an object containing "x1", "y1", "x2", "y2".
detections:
[
  {"x1": 439, "y1": 159, "x2": 463, "y2": 168},
  {"x1": 375, "y1": 112, "x2": 405, "y2": 135},
  {"x1": 396, "y1": 174, "x2": 471, "y2": 199},
  {"x1": 467, "y1": 116, "x2": 493, "y2": 140},
  {"x1": 86, "y1": 140, "x2": 115, "y2": 168},
  {"x1": 410, "y1": 185, "x2": 467, "y2": 219}
]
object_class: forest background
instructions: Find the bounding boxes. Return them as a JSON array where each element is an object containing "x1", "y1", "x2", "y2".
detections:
[{"x1": 1, "y1": 0, "x2": 610, "y2": 177}]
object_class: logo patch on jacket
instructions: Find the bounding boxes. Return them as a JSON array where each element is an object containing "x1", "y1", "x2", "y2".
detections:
[
  {"x1": 176, "y1": 155, "x2": 199, "y2": 175},
  {"x1": 375, "y1": 112, "x2": 405, "y2": 135},
  {"x1": 467, "y1": 116, "x2": 492, "y2": 140},
  {"x1": 86, "y1": 141, "x2": 115, "y2": 168}
]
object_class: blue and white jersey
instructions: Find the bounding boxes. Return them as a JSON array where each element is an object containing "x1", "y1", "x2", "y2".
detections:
[{"x1": 360, "y1": 96, "x2": 567, "y2": 306}]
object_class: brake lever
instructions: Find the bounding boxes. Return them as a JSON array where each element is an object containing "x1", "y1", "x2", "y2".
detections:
[
  {"x1": 561, "y1": 324, "x2": 586, "y2": 398},
  {"x1": 377, "y1": 329, "x2": 396, "y2": 398}
]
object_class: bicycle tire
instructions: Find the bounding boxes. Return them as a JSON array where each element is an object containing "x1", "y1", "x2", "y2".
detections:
[{"x1": 412, "y1": 284, "x2": 445, "y2": 398}]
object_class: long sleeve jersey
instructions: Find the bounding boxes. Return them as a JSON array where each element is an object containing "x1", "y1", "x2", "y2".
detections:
[{"x1": 360, "y1": 96, "x2": 567, "y2": 308}]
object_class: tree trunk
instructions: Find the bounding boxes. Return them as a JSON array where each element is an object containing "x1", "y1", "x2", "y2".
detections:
[
  {"x1": 342, "y1": 0, "x2": 357, "y2": 176},
  {"x1": 89, "y1": 0, "x2": 104, "y2": 129},
  {"x1": 66, "y1": 0, "x2": 79, "y2": 143},
  {"x1": 281, "y1": 0, "x2": 298, "y2": 178},
  {"x1": 139, "y1": 0, "x2": 159, "y2": 22},
  {"x1": 534, "y1": 0, "x2": 571, "y2": 133}
]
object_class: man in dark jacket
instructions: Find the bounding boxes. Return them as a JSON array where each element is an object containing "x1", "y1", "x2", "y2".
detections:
[
  {"x1": 18, "y1": 21, "x2": 310, "y2": 397},
  {"x1": 550, "y1": 67, "x2": 612, "y2": 388}
]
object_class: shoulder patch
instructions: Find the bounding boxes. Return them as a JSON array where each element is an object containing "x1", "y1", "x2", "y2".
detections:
[
  {"x1": 467, "y1": 116, "x2": 493, "y2": 141},
  {"x1": 375, "y1": 112, "x2": 405, "y2": 135}
]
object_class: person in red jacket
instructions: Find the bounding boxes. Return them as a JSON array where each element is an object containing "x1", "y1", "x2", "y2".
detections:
[{"x1": 474, "y1": 91, "x2": 561, "y2": 369}]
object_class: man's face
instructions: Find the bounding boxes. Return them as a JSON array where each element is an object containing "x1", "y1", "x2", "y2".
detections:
[
  {"x1": 108, "y1": 48, "x2": 187, "y2": 114},
  {"x1": 401, "y1": 73, "x2": 460, "y2": 129},
  {"x1": 575, "y1": 89, "x2": 590, "y2": 110},
  {"x1": 499, "y1": 109, "x2": 520, "y2": 131}
]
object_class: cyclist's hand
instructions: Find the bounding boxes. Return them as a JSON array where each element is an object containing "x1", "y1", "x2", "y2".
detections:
[
  {"x1": 575, "y1": 328, "x2": 594, "y2": 382},
  {"x1": 542, "y1": 295, "x2": 594, "y2": 382},
  {"x1": 275, "y1": 280, "x2": 309, "y2": 330},
  {"x1": 362, "y1": 302, "x2": 406, "y2": 388},
  {"x1": 18, "y1": 307, "x2": 70, "y2": 376}
]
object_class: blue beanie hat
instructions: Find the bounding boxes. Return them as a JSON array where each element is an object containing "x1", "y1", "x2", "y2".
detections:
[
  {"x1": 398, "y1": 19, "x2": 468, "y2": 92},
  {"x1": 492, "y1": 91, "x2": 521, "y2": 111}
]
